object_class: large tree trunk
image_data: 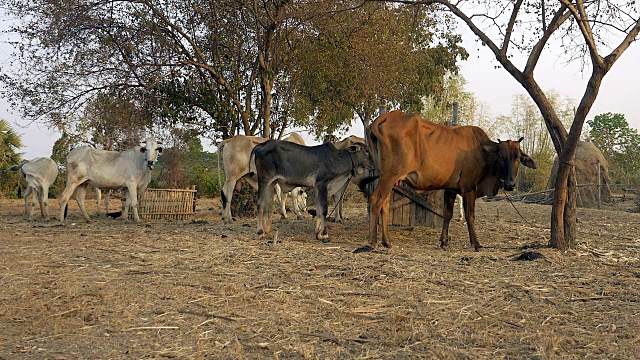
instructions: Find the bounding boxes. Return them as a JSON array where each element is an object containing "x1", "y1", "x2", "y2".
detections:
[
  {"x1": 550, "y1": 65, "x2": 604, "y2": 249},
  {"x1": 550, "y1": 162, "x2": 577, "y2": 250}
]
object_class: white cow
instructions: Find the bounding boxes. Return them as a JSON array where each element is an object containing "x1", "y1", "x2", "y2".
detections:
[
  {"x1": 274, "y1": 187, "x2": 308, "y2": 218},
  {"x1": 59, "y1": 140, "x2": 162, "y2": 223},
  {"x1": 219, "y1": 133, "x2": 307, "y2": 222},
  {"x1": 10, "y1": 157, "x2": 59, "y2": 220},
  {"x1": 456, "y1": 194, "x2": 465, "y2": 222}
]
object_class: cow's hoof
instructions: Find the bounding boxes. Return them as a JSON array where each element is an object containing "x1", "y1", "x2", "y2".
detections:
[
  {"x1": 353, "y1": 245, "x2": 374, "y2": 254},
  {"x1": 382, "y1": 242, "x2": 391, "y2": 248},
  {"x1": 316, "y1": 233, "x2": 329, "y2": 242}
]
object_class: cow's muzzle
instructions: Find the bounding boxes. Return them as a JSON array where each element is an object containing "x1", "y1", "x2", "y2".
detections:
[
  {"x1": 503, "y1": 181, "x2": 516, "y2": 191},
  {"x1": 147, "y1": 161, "x2": 155, "y2": 170}
]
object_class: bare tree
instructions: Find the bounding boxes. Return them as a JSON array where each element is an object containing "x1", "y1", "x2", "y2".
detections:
[{"x1": 377, "y1": 0, "x2": 640, "y2": 250}]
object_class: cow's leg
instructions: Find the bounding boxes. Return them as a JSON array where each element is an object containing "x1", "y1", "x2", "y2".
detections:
[
  {"x1": 439, "y1": 190, "x2": 456, "y2": 249},
  {"x1": 105, "y1": 190, "x2": 111, "y2": 213},
  {"x1": 122, "y1": 190, "x2": 131, "y2": 219},
  {"x1": 128, "y1": 185, "x2": 141, "y2": 222},
  {"x1": 31, "y1": 190, "x2": 38, "y2": 219},
  {"x1": 23, "y1": 186, "x2": 33, "y2": 219},
  {"x1": 463, "y1": 192, "x2": 481, "y2": 251},
  {"x1": 38, "y1": 186, "x2": 49, "y2": 220},
  {"x1": 221, "y1": 177, "x2": 242, "y2": 223},
  {"x1": 457, "y1": 194, "x2": 465, "y2": 222},
  {"x1": 274, "y1": 184, "x2": 287, "y2": 219},
  {"x1": 315, "y1": 184, "x2": 329, "y2": 242},
  {"x1": 41, "y1": 186, "x2": 51, "y2": 220},
  {"x1": 332, "y1": 182, "x2": 348, "y2": 223},
  {"x1": 75, "y1": 184, "x2": 92, "y2": 222},
  {"x1": 58, "y1": 180, "x2": 80, "y2": 222},
  {"x1": 257, "y1": 180, "x2": 276, "y2": 239},
  {"x1": 380, "y1": 196, "x2": 392, "y2": 247},
  {"x1": 292, "y1": 188, "x2": 305, "y2": 219},
  {"x1": 96, "y1": 188, "x2": 102, "y2": 215},
  {"x1": 367, "y1": 177, "x2": 396, "y2": 248},
  {"x1": 36, "y1": 187, "x2": 45, "y2": 219}
]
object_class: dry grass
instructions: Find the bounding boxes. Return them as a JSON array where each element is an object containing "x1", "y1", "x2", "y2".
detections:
[{"x1": 0, "y1": 197, "x2": 639, "y2": 359}]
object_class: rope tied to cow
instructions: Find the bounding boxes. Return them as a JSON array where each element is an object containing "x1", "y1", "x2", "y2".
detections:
[
  {"x1": 326, "y1": 174, "x2": 353, "y2": 219},
  {"x1": 501, "y1": 188, "x2": 545, "y2": 229}
]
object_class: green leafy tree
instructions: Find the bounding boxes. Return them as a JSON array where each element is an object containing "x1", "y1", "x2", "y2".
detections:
[
  {"x1": 588, "y1": 113, "x2": 640, "y2": 184},
  {"x1": 290, "y1": 2, "x2": 467, "y2": 136},
  {"x1": 0, "y1": 119, "x2": 23, "y2": 197}
]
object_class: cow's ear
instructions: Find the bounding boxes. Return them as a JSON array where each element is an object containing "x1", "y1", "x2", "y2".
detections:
[
  {"x1": 482, "y1": 142, "x2": 499, "y2": 154},
  {"x1": 517, "y1": 136, "x2": 524, "y2": 143},
  {"x1": 157, "y1": 147, "x2": 163, "y2": 153},
  {"x1": 348, "y1": 144, "x2": 361, "y2": 152},
  {"x1": 521, "y1": 153, "x2": 536, "y2": 169}
]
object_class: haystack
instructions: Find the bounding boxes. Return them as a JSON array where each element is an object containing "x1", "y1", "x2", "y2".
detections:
[{"x1": 548, "y1": 141, "x2": 611, "y2": 206}]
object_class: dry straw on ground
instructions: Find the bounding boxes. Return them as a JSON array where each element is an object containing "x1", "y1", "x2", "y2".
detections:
[{"x1": 0, "y1": 197, "x2": 639, "y2": 359}]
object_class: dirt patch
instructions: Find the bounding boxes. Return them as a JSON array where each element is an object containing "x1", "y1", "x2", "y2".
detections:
[{"x1": 1, "y1": 197, "x2": 639, "y2": 359}]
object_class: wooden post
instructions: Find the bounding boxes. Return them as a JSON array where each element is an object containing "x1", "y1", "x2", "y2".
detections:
[
  {"x1": 452, "y1": 102, "x2": 458, "y2": 126},
  {"x1": 597, "y1": 160, "x2": 601, "y2": 209},
  {"x1": 378, "y1": 104, "x2": 387, "y2": 116}
]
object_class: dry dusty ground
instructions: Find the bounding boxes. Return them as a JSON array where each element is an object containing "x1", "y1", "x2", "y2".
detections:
[{"x1": 0, "y1": 196, "x2": 639, "y2": 360}]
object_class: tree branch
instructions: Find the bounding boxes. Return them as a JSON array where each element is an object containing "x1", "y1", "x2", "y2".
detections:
[
  {"x1": 502, "y1": 0, "x2": 524, "y2": 56},
  {"x1": 524, "y1": 4, "x2": 571, "y2": 77},
  {"x1": 559, "y1": 0, "x2": 603, "y2": 69}
]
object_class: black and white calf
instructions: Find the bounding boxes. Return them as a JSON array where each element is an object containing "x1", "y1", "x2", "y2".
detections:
[{"x1": 251, "y1": 141, "x2": 372, "y2": 241}]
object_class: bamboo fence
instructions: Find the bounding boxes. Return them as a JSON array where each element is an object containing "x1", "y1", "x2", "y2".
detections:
[{"x1": 131, "y1": 187, "x2": 197, "y2": 220}]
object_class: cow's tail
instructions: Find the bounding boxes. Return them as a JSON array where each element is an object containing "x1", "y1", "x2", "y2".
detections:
[
  {"x1": 367, "y1": 114, "x2": 387, "y2": 172},
  {"x1": 217, "y1": 138, "x2": 234, "y2": 208},
  {"x1": 246, "y1": 140, "x2": 271, "y2": 178},
  {"x1": 9, "y1": 159, "x2": 28, "y2": 173},
  {"x1": 361, "y1": 114, "x2": 387, "y2": 195},
  {"x1": 9, "y1": 160, "x2": 28, "y2": 198},
  {"x1": 247, "y1": 145, "x2": 258, "y2": 178}
]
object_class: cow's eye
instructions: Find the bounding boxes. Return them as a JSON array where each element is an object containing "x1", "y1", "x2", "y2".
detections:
[{"x1": 157, "y1": 147, "x2": 163, "y2": 153}]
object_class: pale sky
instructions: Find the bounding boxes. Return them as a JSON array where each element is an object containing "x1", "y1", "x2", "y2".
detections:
[{"x1": 1, "y1": 18, "x2": 639, "y2": 159}]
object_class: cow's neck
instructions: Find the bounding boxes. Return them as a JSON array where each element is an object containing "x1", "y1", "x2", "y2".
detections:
[
  {"x1": 346, "y1": 152, "x2": 357, "y2": 176},
  {"x1": 477, "y1": 157, "x2": 501, "y2": 197}
]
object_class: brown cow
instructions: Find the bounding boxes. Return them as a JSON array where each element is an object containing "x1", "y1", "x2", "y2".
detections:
[{"x1": 363, "y1": 111, "x2": 536, "y2": 251}]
